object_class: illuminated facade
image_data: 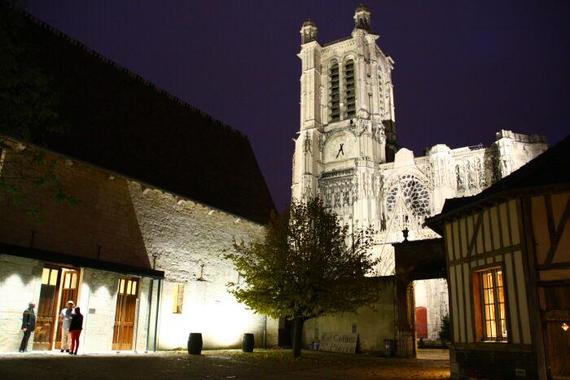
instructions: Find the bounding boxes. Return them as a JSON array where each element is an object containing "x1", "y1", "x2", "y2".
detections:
[
  {"x1": 291, "y1": 5, "x2": 548, "y2": 348},
  {"x1": 0, "y1": 138, "x2": 277, "y2": 353},
  {"x1": 0, "y1": 3, "x2": 276, "y2": 353}
]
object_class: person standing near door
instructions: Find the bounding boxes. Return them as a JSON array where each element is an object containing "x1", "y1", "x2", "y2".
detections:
[
  {"x1": 19, "y1": 302, "x2": 36, "y2": 352},
  {"x1": 69, "y1": 307, "x2": 83, "y2": 355},
  {"x1": 60, "y1": 300, "x2": 74, "y2": 352}
]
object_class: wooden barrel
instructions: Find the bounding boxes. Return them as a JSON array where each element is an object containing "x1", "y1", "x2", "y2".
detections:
[
  {"x1": 242, "y1": 333, "x2": 254, "y2": 353},
  {"x1": 188, "y1": 333, "x2": 203, "y2": 355}
]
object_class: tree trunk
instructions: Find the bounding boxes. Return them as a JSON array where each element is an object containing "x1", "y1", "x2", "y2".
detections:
[{"x1": 292, "y1": 317, "x2": 305, "y2": 358}]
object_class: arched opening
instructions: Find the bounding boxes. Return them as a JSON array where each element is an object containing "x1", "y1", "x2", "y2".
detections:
[
  {"x1": 329, "y1": 61, "x2": 340, "y2": 122},
  {"x1": 344, "y1": 59, "x2": 355, "y2": 119}
]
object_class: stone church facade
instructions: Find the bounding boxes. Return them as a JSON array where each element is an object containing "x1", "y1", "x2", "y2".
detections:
[{"x1": 292, "y1": 6, "x2": 548, "y2": 348}]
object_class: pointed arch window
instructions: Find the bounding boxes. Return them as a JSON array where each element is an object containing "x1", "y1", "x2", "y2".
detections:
[
  {"x1": 344, "y1": 59, "x2": 356, "y2": 119},
  {"x1": 329, "y1": 61, "x2": 340, "y2": 122}
]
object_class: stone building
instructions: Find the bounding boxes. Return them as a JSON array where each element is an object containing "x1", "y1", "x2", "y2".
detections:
[
  {"x1": 0, "y1": 5, "x2": 276, "y2": 353},
  {"x1": 292, "y1": 5, "x2": 548, "y2": 350}
]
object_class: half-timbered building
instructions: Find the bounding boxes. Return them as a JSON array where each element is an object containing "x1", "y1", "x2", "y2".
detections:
[{"x1": 427, "y1": 136, "x2": 570, "y2": 379}]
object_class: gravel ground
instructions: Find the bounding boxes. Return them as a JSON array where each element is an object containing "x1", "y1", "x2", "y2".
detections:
[{"x1": 0, "y1": 349, "x2": 450, "y2": 380}]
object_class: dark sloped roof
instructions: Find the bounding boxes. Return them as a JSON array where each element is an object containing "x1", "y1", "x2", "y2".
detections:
[
  {"x1": 3, "y1": 5, "x2": 274, "y2": 224},
  {"x1": 428, "y1": 135, "x2": 570, "y2": 226}
]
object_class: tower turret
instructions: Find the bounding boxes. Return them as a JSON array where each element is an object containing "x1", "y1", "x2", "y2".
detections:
[
  {"x1": 353, "y1": 4, "x2": 372, "y2": 32},
  {"x1": 300, "y1": 20, "x2": 318, "y2": 44}
]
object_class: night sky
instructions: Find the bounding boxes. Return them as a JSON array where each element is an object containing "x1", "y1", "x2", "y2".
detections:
[{"x1": 25, "y1": 1, "x2": 570, "y2": 210}]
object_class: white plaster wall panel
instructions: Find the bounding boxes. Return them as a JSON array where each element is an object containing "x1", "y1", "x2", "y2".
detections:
[
  {"x1": 449, "y1": 265, "x2": 460, "y2": 342},
  {"x1": 0, "y1": 255, "x2": 42, "y2": 352},
  {"x1": 504, "y1": 252, "x2": 521, "y2": 344},
  {"x1": 134, "y1": 277, "x2": 151, "y2": 352},
  {"x1": 80, "y1": 268, "x2": 119, "y2": 352},
  {"x1": 513, "y1": 251, "x2": 532, "y2": 344}
]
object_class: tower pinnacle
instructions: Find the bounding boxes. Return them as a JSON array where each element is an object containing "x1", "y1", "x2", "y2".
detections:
[
  {"x1": 300, "y1": 19, "x2": 318, "y2": 44},
  {"x1": 353, "y1": 4, "x2": 372, "y2": 32}
]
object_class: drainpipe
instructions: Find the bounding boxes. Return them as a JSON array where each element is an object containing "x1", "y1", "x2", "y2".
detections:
[
  {"x1": 153, "y1": 278, "x2": 162, "y2": 351},
  {"x1": 145, "y1": 278, "x2": 154, "y2": 353}
]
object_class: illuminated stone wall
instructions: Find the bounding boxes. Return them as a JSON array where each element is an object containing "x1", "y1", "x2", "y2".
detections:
[
  {"x1": 77, "y1": 269, "x2": 153, "y2": 353},
  {"x1": 303, "y1": 278, "x2": 396, "y2": 352},
  {"x1": 0, "y1": 141, "x2": 276, "y2": 352},
  {"x1": 0, "y1": 256, "x2": 153, "y2": 353},
  {"x1": 129, "y1": 182, "x2": 277, "y2": 349},
  {"x1": 0, "y1": 255, "x2": 42, "y2": 352}
]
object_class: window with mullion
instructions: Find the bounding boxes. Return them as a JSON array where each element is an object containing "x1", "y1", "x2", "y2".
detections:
[{"x1": 480, "y1": 268, "x2": 508, "y2": 342}]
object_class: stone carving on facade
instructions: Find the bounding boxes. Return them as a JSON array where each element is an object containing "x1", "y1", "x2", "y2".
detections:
[
  {"x1": 303, "y1": 132, "x2": 312, "y2": 153},
  {"x1": 319, "y1": 171, "x2": 358, "y2": 210},
  {"x1": 371, "y1": 123, "x2": 385, "y2": 144}
]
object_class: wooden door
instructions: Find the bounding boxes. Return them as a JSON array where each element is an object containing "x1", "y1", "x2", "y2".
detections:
[
  {"x1": 33, "y1": 267, "x2": 61, "y2": 350},
  {"x1": 54, "y1": 269, "x2": 79, "y2": 349},
  {"x1": 542, "y1": 285, "x2": 570, "y2": 379},
  {"x1": 112, "y1": 278, "x2": 139, "y2": 351}
]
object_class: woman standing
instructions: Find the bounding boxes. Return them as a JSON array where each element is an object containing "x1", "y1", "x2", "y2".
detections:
[{"x1": 69, "y1": 307, "x2": 83, "y2": 355}]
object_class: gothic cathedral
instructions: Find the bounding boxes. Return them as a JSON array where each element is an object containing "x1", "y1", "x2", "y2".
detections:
[{"x1": 291, "y1": 5, "x2": 547, "y2": 340}]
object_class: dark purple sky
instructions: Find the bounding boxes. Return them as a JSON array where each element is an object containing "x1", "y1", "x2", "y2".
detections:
[{"x1": 25, "y1": 0, "x2": 570, "y2": 210}]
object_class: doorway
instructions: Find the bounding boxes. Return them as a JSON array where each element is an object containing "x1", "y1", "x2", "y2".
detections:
[
  {"x1": 542, "y1": 285, "x2": 570, "y2": 379},
  {"x1": 33, "y1": 266, "x2": 80, "y2": 351},
  {"x1": 112, "y1": 277, "x2": 139, "y2": 351}
]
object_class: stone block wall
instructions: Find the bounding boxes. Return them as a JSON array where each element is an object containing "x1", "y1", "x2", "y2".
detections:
[
  {"x1": 129, "y1": 183, "x2": 277, "y2": 349},
  {"x1": 0, "y1": 255, "x2": 155, "y2": 353},
  {"x1": 0, "y1": 255, "x2": 42, "y2": 352},
  {"x1": 0, "y1": 141, "x2": 277, "y2": 352},
  {"x1": 0, "y1": 146, "x2": 150, "y2": 269},
  {"x1": 303, "y1": 278, "x2": 396, "y2": 352}
]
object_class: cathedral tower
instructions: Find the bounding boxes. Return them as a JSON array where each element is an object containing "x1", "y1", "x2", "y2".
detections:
[
  {"x1": 291, "y1": 5, "x2": 547, "y2": 273},
  {"x1": 292, "y1": 5, "x2": 396, "y2": 227}
]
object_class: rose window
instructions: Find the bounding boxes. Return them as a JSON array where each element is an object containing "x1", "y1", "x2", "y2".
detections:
[{"x1": 385, "y1": 174, "x2": 430, "y2": 218}]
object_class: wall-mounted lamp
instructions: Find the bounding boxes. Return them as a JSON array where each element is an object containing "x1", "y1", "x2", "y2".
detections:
[{"x1": 562, "y1": 322, "x2": 569, "y2": 332}]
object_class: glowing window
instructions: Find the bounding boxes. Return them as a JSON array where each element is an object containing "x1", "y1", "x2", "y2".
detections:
[
  {"x1": 173, "y1": 284, "x2": 184, "y2": 314},
  {"x1": 474, "y1": 268, "x2": 508, "y2": 342},
  {"x1": 41, "y1": 268, "x2": 59, "y2": 286},
  {"x1": 130, "y1": 280, "x2": 137, "y2": 296},
  {"x1": 119, "y1": 279, "x2": 125, "y2": 294}
]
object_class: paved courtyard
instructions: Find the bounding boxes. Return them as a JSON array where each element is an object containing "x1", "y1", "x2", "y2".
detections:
[{"x1": 0, "y1": 349, "x2": 450, "y2": 380}]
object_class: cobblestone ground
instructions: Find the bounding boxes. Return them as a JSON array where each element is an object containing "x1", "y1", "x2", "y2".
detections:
[{"x1": 0, "y1": 349, "x2": 450, "y2": 380}]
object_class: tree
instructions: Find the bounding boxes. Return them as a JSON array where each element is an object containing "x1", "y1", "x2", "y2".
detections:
[
  {"x1": 0, "y1": 1, "x2": 62, "y2": 142},
  {"x1": 439, "y1": 314, "x2": 451, "y2": 344},
  {"x1": 226, "y1": 197, "x2": 381, "y2": 357},
  {"x1": 0, "y1": 1, "x2": 73, "y2": 218}
]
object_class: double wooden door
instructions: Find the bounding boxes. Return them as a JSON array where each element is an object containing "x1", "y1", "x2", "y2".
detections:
[
  {"x1": 112, "y1": 277, "x2": 139, "y2": 351},
  {"x1": 33, "y1": 267, "x2": 79, "y2": 350}
]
